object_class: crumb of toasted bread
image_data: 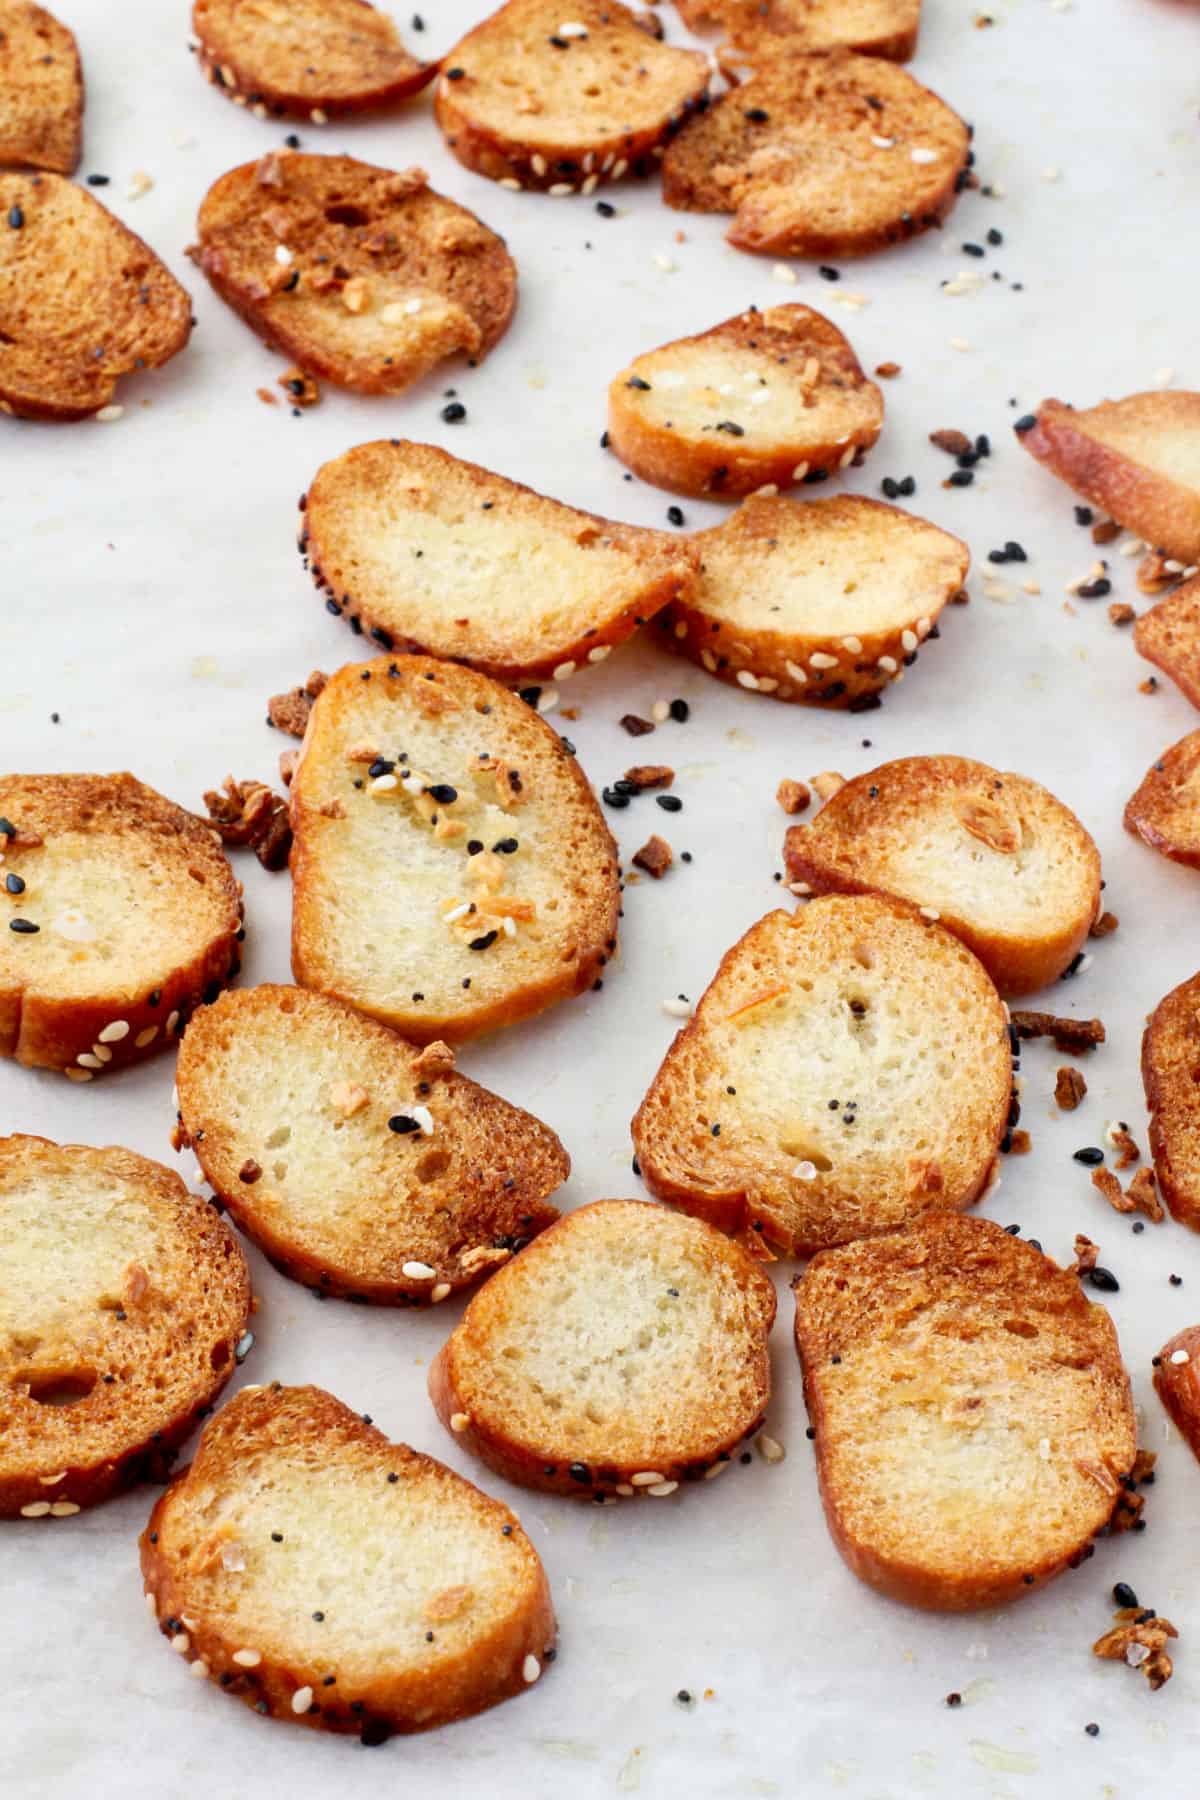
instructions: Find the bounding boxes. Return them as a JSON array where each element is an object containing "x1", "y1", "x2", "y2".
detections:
[
  {"x1": 1055, "y1": 1066, "x2": 1087, "y2": 1111},
  {"x1": 776, "y1": 779, "x2": 811, "y2": 816},
  {"x1": 632, "y1": 835, "x2": 674, "y2": 879},
  {"x1": 1010, "y1": 1011, "x2": 1105, "y2": 1053},
  {"x1": 1093, "y1": 1610, "x2": 1177, "y2": 1688},
  {"x1": 1090, "y1": 910, "x2": 1119, "y2": 938},
  {"x1": 278, "y1": 365, "x2": 321, "y2": 406}
]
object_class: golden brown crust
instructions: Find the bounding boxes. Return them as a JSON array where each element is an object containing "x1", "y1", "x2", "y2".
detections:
[
  {"x1": 289, "y1": 657, "x2": 621, "y2": 1045},
  {"x1": 138, "y1": 1385, "x2": 557, "y2": 1736},
  {"x1": 0, "y1": 773, "x2": 242, "y2": 1076},
  {"x1": 1019, "y1": 396, "x2": 1200, "y2": 566},
  {"x1": 0, "y1": 0, "x2": 82, "y2": 173},
  {"x1": 1134, "y1": 576, "x2": 1200, "y2": 710},
  {"x1": 661, "y1": 51, "x2": 968, "y2": 258},
  {"x1": 428, "y1": 1200, "x2": 777, "y2": 1497},
  {"x1": 192, "y1": 0, "x2": 436, "y2": 119},
  {"x1": 0, "y1": 172, "x2": 191, "y2": 421},
  {"x1": 656, "y1": 493, "x2": 965, "y2": 705},
  {"x1": 195, "y1": 154, "x2": 516, "y2": 395},
  {"x1": 607, "y1": 305, "x2": 883, "y2": 501},
  {"x1": 175, "y1": 984, "x2": 566, "y2": 1305},
  {"x1": 300, "y1": 439, "x2": 699, "y2": 683},
  {"x1": 1154, "y1": 1326, "x2": 1200, "y2": 1462},
  {"x1": 1125, "y1": 731, "x2": 1200, "y2": 869},
  {"x1": 795, "y1": 1213, "x2": 1137, "y2": 1610},
  {"x1": 433, "y1": 0, "x2": 710, "y2": 193},
  {"x1": 0, "y1": 1134, "x2": 251, "y2": 1517},
  {"x1": 1143, "y1": 972, "x2": 1200, "y2": 1232},
  {"x1": 782, "y1": 756, "x2": 1102, "y2": 995}
]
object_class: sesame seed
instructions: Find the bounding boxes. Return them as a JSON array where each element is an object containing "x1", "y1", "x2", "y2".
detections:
[
  {"x1": 135, "y1": 1026, "x2": 158, "y2": 1048},
  {"x1": 431, "y1": 1282, "x2": 452, "y2": 1302},
  {"x1": 648, "y1": 1481, "x2": 678, "y2": 1497},
  {"x1": 292, "y1": 1687, "x2": 314, "y2": 1714},
  {"x1": 523, "y1": 1654, "x2": 541, "y2": 1683},
  {"x1": 19, "y1": 1502, "x2": 51, "y2": 1517},
  {"x1": 910, "y1": 146, "x2": 938, "y2": 163},
  {"x1": 1171, "y1": 1348, "x2": 1190, "y2": 1365},
  {"x1": 756, "y1": 1434, "x2": 786, "y2": 1463},
  {"x1": 450, "y1": 1411, "x2": 470, "y2": 1432},
  {"x1": 189, "y1": 1659, "x2": 209, "y2": 1680},
  {"x1": 630, "y1": 1471, "x2": 664, "y2": 1486},
  {"x1": 76, "y1": 1053, "x2": 103, "y2": 1070},
  {"x1": 233, "y1": 1649, "x2": 262, "y2": 1667},
  {"x1": 170, "y1": 1633, "x2": 191, "y2": 1655},
  {"x1": 553, "y1": 660, "x2": 577, "y2": 680},
  {"x1": 98, "y1": 1019, "x2": 130, "y2": 1043},
  {"x1": 166, "y1": 1010, "x2": 180, "y2": 1034}
]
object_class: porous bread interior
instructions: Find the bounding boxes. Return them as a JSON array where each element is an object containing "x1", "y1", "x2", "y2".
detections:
[
  {"x1": 307, "y1": 445, "x2": 683, "y2": 665},
  {"x1": 693, "y1": 496, "x2": 965, "y2": 635},
  {"x1": 1072, "y1": 393, "x2": 1200, "y2": 490},
  {"x1": 156, "y1": 1401, "x2": 537, "y2": 1687},
  {"x1": 0, "y1": 784, "x2": 233, "y2": 1002},
  {"x1": 0, "y1": 1138, "x2": 248, "y2": 1484},
  {"x1": 447, "y1": 1203, "x2": 772, "y2": 1463},
  {"x1": 801, "y1": 1218, "x2": 1135, "y2": 1583},
  {"x1": 803, "y1": 761, "x2": 1097, "y2": 936},
  {"x1": 440, "y1": 0, "x2": 707, "y2": 150},
  {"x1": 638, "y1": 901, "x2": 1009, "y2": 1249},
  {"x1": 623, "y1": 341, "x2": 876, "y2": 447},
  {"x1": 292, "y1": 664, "x2": 612, "y2": 1023},
  {"x1": 176, "y1": 986, "x2": 564, "y2": 1282}
]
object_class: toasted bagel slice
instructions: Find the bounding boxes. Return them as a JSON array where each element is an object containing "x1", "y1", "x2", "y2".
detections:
[
  {"x1": 607, "y1": 304, "x2": 882, "y2": 501},
  {"x1": 0, "y1": 0, "x2": 82, "y2": 173},
  {"x1": 1125, "y1": 732, "x2": 1200, "y2": 870},
  {"x1": 784, "y1": 756, "x2": 1102, "y2": 995},
  {"x1": 140, "y1": 1384, "x2": 556, "y2": 1737},
  {"x1": 175, "y1": 984, "x2": 567, "y2": 1305},
  {"x1": 631, "y1": 898, "x2": 1012, "y2": 1257},
  {"x1": 1153, "y1": 1326, "x2": 1200, "y2": 1464},
  {"x1": 192, "y1": 0, "x2": 435, "y2": 119},
  {"x1": 661, "y1": 51, "x2": 968, "y2": 258},
  {"x1": 1135, "y1": 575, "x2": 1200, "y2": 710},
  {"x1": 0, "y1": 773, "x2": 242, "y2": 1076},
  {"x1": 434, "y1": 0, "x2": 710, "y2": 193},
  {"x1": 429, "y1": 1200, "x2": 776, "y2": 1498},
  {"x1": 0, "y1": 172, "x2": 191, "y2": 421},
  {"x1": 195, "y1": 154, "x2": 516, "y2": 395},
  {"x1": 289, "y1": 658, "x2": 620, "y2": 1044},
  {"x1": 1018, "y1": 394, "x2": 1200, "y2": 567},
  {"x1": 795, "y1": 1213, "x2": 1137, "y2": 1611},
  {"x1": 301, "y1": 440, "x2": 699, "y2": 683},
  {"x1": 0, "y1": 1133, "x2": 251, "y2": 1518},
  {"x1": 678, "y1": 0, "x2": 919, "y2": 62},
  {"x1": 661, "y1": 493, "x2": 965, "y2": 705},
  {"x1": 1143, "y1": 972, "x2": 1200, "y2": 1232}
]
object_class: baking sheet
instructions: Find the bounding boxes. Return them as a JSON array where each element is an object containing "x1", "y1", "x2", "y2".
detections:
[{"x1": 5, "y1": 0, "x2": 1200, "y2": 1792}]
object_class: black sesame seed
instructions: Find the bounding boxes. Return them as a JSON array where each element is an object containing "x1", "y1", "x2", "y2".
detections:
[
  {"x1": 602, "y1": 787, "x2": 631, "y2": 808},
  {"x1": 667, "y1": 505, "x2": 685, "y2": 527},
  {"x1": 271, "y1": 1531, "x2": 284, "y2": 1542},
  {"x1": 441, "y1": 401, "x2": 467, "y2": 424},
  {"x1": 1073, "y1": 1146, "x2": 1105, "y2": 1166},
  {"x1": 669, "y1": 698, "x2": 689, "y2": 722},
  {"x1": 744, "y1": 107, "x2": 769, "y2": 121},
  {"x1": 568, "y1": 1462, "x2": 591, "y2": 1484},
  {"x1": 87, "y1": 173, "x2": 111, "y2": 186},
  {"x1": 493, "y1": 836, "x2": 518, "y2": 853},
  {"x1": 656, "y1": 794, "x2": 683, "y2": 812},
  {"x1": 312, "y1": 1611, "x2": 325, "y2": 1621},
  {"x1": 1113, "y1": 1581, "x2": 1139, "y2": 1608},
  {"x1": 818, "y1": 265, "x2": 840, "y2": 281},
  {"x1": 1088, "y1": 1267, "x2": 1120, "y2": 1293},
  {"x1": 595, "y1": 200, "x2": 615, "y2": 217},
  {"x1": 445, "y1": 66, "x2": 466, "y2": 78},
  {"x1": 627, "y1": 375, "x2": 651, "y2": 391},
  {"x1": 1074, "y1": 505, "x2": 1094, "y2": 526},
  {"x1": 945, "y1": 1692, "x2": 962, "y2": 1707},
  {"x1": 1004, "y1": 541, "x2": 1027, "y2": 561},
  {"x1": 8, "y1": 205, "x2": 24, "y2": 230},
  {"x1": 1077, "y1": 578, "x2": 1112, "y2": 599},
  {"x1": 1170, "y1": 1273, "x2": 1183, "y2": 1286},
  {"x1": 962, "y1": 242, "x2": 984, "y2": 257},
  {"x1": 9, "y1": 918, "x2": 38, "y2": 933},
  {"x1": 947, "y1": 469, "x2": 974, "y2": 487},
  {"x1": 897, "y1": 476, "x2": 915, "y2": 496},
  {"x1": 715, "y1": 420, "x2": 744, "y2": 436},
  {"x1": 468, "y1": 930, "x2": 498, "y2": 951},
  {"x1": 427, "y1": 783, "x2": 458, "y2": 804},
  {"x1": 5, "y1": 873, "x2": 25, "y2": 894},
  {"x1": 388, "y1": 1114, "x2": 420, "y2": 1134},
  {"x1": 881, "y1": 477, "x2": 900, "y2": 499},
  {"x1": 1084, "y1": 1722, "x2": 1099, "y2": 1737},
  {"x1": 1014, "y1": 414, "x2": 1037, "y2": 433}
]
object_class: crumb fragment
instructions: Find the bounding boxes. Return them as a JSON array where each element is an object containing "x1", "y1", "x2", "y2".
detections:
[
  {"x1": 776, "y1": 778, "x2": 811, "y2": 816},
  {"x1": 811, "y1": 770, "x2": 846, "y2": 804},
  {"x1": 200, "y1": 776, "x2": 292, "y2": 871},
  {"x1": 1008, "y1": 1128, "x2": 1032, "y2": 1154},
  {"x1": 256, "y1": 386, "x2": 278, "y2": 405},
  {"x1": 1091, "y1": 520, "x2": 1120, "y2": 545},
  {"x1": 1090, "y1": 910, "x2": 1119, "y2": 938},
  {"x1": 1093, "y1": 1608, "x2": 1177, "y2": 1689},
  {"x1": 1108, "y1": 602, "x2": 1136, "y2": 627},
  {"x1": 411, "y1": 1041, "x2": 456, "y2": 1080},
  {"x1": 1126, "y1": 1167, "x2": 1163, "y2": 1221},
  {"x1": 874, "y1": 361, "x2": 902, "y2": 378},
  {"x1": 1071, "y1": 1233, "x2": 1099, "y2": 1274},
  {"x1": 633, "y1": 835, "x2": 673, "y2": 879},
  {"x1": 1010, "y1": 1010, "x2": 1105, "y2": 1053},
  {"x1": 624, "y1": 764, "x2": 674, "y2": 791},
  {"x1": 1138, "y1": 676, "x2": 1159, "y2": 694},
  {"x1": 929, "y1": 428, "x2": 972, "y2": 456},
  {"x1": 278, "y1": 365, "x2": 321, "y2": 407},
  {"x1": 1055, "y1": 1066, "x2": 1087, "y2": 1110},
  {"x1": 1108, "y1": 1122, "x2": 1140, "y2": 1170},
  {"x1": 1137, "y1": 551, "x2": 1176, "y2": 596},
  {"x1": 268, "y1": 670, "x2": 328, "y2": 737},
  {"x1": 328, "y1": 1080, "x2": 369, "y2": 1119},
  {"x1": 620, "y1": 714, "x2": 656, "y2": 737}
]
